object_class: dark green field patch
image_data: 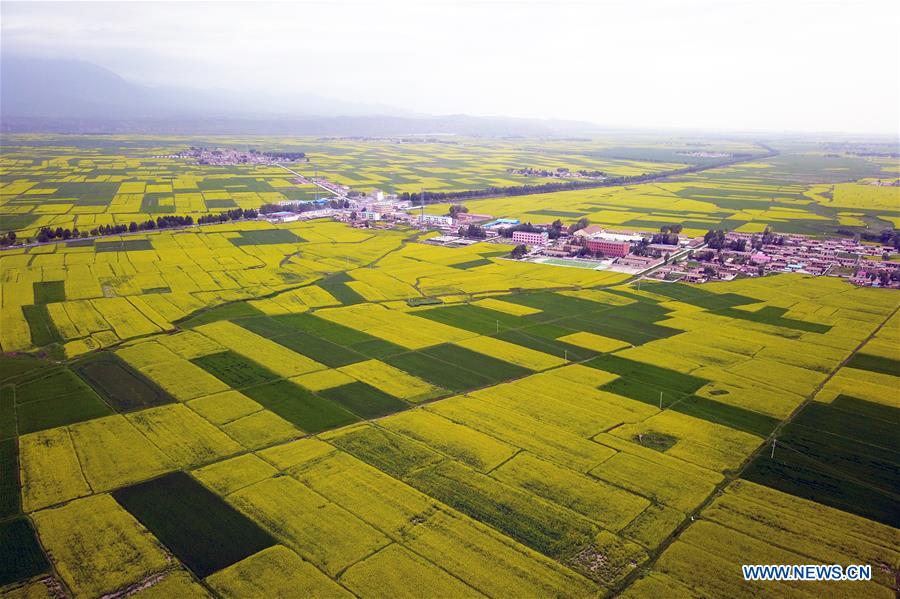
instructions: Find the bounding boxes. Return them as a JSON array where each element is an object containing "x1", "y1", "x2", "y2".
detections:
[
  {"x1": 94, "y1": 239, "x2": 154, "y2": 252},
  {"x1": 449, "y1": 258, "x2": 493, "y2": 270},
  {"x1": 0, "y1": 438, "x2": 19, "y2": 518},
  {"x1": 405, "y1": 460, "x2": 596, "y2": 560},
  {"x1": 0, "y1": 392, "x2": 14, "y2": 440},
  {"x1": 830, "y1": 394, "x2": 900, "y2": 425},
  {"x1": 242, "y1": 380, "x2": 358, "y2": 433},
  {"x1": 500, "y1": 291, "x2": 609, "y2": 319},
  {"x1": 318, "y1": 382, "x2": 409, "y2": 419},
  {"x1": 32, "y1": 281, "x2": 65, "y2": 304},
  {"x1": 72, "y1": 353, "x2": 176, "y2": 412},
  {"x1": 741, "y1": 395, "x2": 900, "y2": 527},
  {"x1": 348, "y1": 338, "x2": 407, "y2": 359},
  {"x1": 0, "y1": 213, "x2": 39, "y2": 233},
  {"x1": 328, "y1": 424, "x2": 443, "y2": 478},
  {"x1": 384, "y1": 351, "x2": 492, "y2": 392},
  {"x1": 229, "y1": 229, "x2": 305, "y2": 246},
  {"x1": 0, "y1": 355, "x2": 48, "y2": 385},
  {"x1": 13, "y1": 368, "x2": 113, "y2": 434},
  {"x1": 318, "y1": 272, "x2": 366, "y2": 305},
  {"x1": 588, "y1": 354, "x2": 707, "y2": 396},
  {"x1": 112, "y1": 471, "x2": 276, "y2": 578},
  {"x1": 791, "y1": 401, "x2": 896, "y2": 451},
  {"x1": 262, "y1": 313, "x2": 406, "y2": 358},
  {"x1": 178, "y1": 302, "x2": 267, "y2": 328},
  {"x1": 671, "y1": 395, "x2": 778, "y2": 437},
  {"x1": 742, "y1": 451, "x2": 899, "y2": 529},
  {"x1": 421, "y1": 344, "x2": 532, "y2": 383},
  {"x1": 237, "y1": 319, "x2": 366, "y2": 368},
  {"x1": 639, "y1": 282, "x2": 755, "y2": 310},
  {"x1": 718, "y1": 306, "x2": 831, "y2": 334},
  {"x1": 192, "y1": 351, "x2": 279, "y2": 389},
  {"x1": 21, "y1": 304, "x2": 61, "y2": 347},
  {"x1": 415, "y1": 304, "x2": 523, "y2": 335},
  {"x1": 139, "y1": 193, "x2": 176, "y2": 213},
  {"x1": 601, "y1": 378, "x2": 680, "y2": 409},
  {"x1": 494, "y1": 329, "x2": 597, "y2": 363},
  {"x1": 0, "y1": 518, "x2": 49, "y2": 585},
  {"x1": 844, "y1": 353, "x2": 900, "y2": 377}
]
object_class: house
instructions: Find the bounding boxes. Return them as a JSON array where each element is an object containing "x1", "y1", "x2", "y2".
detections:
[
  {"x1": 573, "y1": 225, "x2": 604, "y2": 237},
  {"x1": 264, "y1": 211, "x2": 301, "y2": 223},
  {"x1": 617, "y1": 255, "x2": 660, "y2": 269}
]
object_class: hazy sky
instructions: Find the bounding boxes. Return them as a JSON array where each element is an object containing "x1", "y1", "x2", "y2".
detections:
[{"x1": 3, "y1": 0, "x2": 899, "y2": 134}]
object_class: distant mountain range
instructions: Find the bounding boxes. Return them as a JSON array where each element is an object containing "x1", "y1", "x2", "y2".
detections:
[{"x1": 0, "y1": 56, "x2": 607, "y2": 136}]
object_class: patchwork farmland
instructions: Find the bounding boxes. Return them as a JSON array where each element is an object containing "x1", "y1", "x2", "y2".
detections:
[{"x1": 1, "y1": 135, "x2": 899, "y2": 598}]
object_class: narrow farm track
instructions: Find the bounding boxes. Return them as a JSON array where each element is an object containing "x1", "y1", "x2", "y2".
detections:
[{"x1": 610, "y1": 301, "x2": 900, "y2": 596}]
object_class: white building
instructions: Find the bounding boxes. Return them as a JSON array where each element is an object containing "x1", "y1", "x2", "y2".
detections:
[
  {"x1": 418, "y1": 214, "x2": 454, "y2": 227},
  {"x1": 263, "y1": 211, "x2": 301, "y2": 223},
  {"x1": 512, "y1": 230, "x2": 549, "y2": 246},
  {"x1": 358, "y1": 211, "x2": 382, "y2": 221}
]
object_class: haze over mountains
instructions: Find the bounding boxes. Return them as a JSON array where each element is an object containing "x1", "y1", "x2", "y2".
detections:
[{"x1": 0, "y1": 56, "x2": 605, "y2": 137}]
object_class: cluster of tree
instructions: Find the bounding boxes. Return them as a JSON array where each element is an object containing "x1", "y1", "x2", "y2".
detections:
[
  {"x1": 261, "y1": 151, "x2": 307, "y2": 161},
  {"x1": 547, "y1": 219, "x2": 565, "y2": 240},
  {"x1": 0, "y1": 231, "x2": 17, "y2": 247},
  {"x1": 863, "y1": 269, "x2": 900, "y2": 286},
  {"x1": 854, "y1": 228, "x2": 900, "y2": 250},
  {"x1": 448, "y1": 204, "x2": 469, "y2": 217},
  {"x1": 457, "y1": 224, "x2": 486, "y2": 239},
  {"x1": 510, "y1": 244, "x2": 527, "y2": 259},
  {"x1": 749, "y1": 226, "x2": 785, "y2": 250},
  {"x1": 650, "y1": 225, "x2": 682, "y2": 245},
  {"x1": 196, "y1": 208, "x2": 258, "y2": 225},
  {"x1": 398, "y1": 147, "x2": 777, "y2": 208},
  {"x1": 569, "y1": 217, "x2": 591, "y2": 233},
  {"x1": 259, "y1": 199, "x2": 350, "y2": 214},
  {"x1": 630, "y1": 238, "x2": 651, "y2": 257},
  {"x1": 507, "y1": 167, "x2": 607, "y2": 179},
  {"x1": 703, "y1": 229, "x2": 727, "y2": 249},
  {"x1": 704, "y1": 229, "x2": 756, "y2": 251}
]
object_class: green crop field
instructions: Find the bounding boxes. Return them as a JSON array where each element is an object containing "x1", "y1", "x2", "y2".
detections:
[{"x1": 1, "y1": 134, "x2": 898, "y2": 598}]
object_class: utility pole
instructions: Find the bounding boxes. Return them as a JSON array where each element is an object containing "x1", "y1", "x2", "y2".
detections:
[
  {"x1": 496, "y1": 320, "x2": 499, "y2": 333},
  {"x1": 565, "y1": 349, "x2": 568, "y2": 363},
  {"x1": 771, "y1": 439, "x2": 776, "y2": 459},
  {"x1": 659, "y1": 391, "x2": 663, "y2": 409}
]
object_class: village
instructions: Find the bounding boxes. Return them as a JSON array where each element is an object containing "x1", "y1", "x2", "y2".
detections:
[
  {"x1": 160, "y1": 147, "x2": 308, "y2": 165},
  {"x1": 259, "y1": 174, "x2": 900, "y2": 289}
]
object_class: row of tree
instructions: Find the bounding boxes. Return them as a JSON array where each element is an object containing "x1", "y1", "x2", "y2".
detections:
[
  {"x1": 397, "y1": 147, "x2": 777, "y2": 208},
  {"x1": 838, "y1": 227, "x2": 900, "y2": 250},
  {"x1": 10, "y1": 208, "x2": 260, "y2": 246}
]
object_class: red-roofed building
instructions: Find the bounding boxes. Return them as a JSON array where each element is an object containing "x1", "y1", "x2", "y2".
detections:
[{"x1": 585, "y1": 239, "x2": 630, "y2": 257}]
